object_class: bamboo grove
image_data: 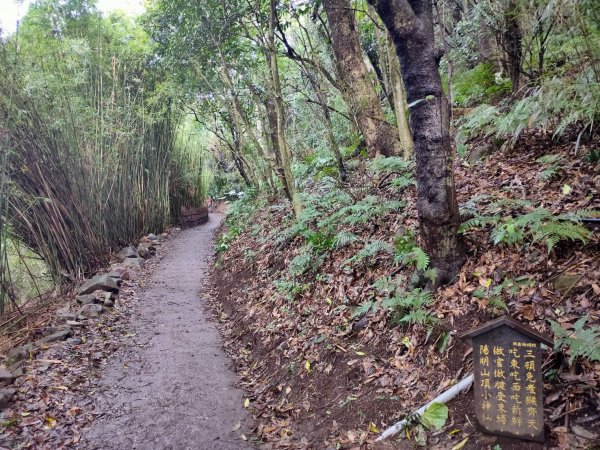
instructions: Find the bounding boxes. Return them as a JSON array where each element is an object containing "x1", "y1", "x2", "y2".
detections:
[{"x1": 0, "y1": 2, "x2": 209, "y2": 314}]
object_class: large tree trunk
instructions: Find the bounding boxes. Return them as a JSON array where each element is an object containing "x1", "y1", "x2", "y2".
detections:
[
  {"x1": 323, "y1": 0, "x2": 402, "y2": 158},
  {"x1": 369, "y1": 0, "x2": 466, "y2": 285}
]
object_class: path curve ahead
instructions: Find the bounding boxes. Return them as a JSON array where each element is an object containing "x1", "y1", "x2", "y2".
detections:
[{"x1": 83, "y1": 215, "x2": 252, "y2": 450}]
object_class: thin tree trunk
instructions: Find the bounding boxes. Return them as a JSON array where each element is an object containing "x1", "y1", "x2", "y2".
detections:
[
  {"x1": 269, "y1": 0, "x2": 301, "y2": 216},
  {"x1": 218, "y1": 52, "x2": 269, "y2": 171},
  {"x1": 305, "y1": 70, "x2": 347, "y2": 181},
  {"x1": 368, "y1": 4, "x2": 394, "y2": 110},
  {"x1": 387, "y1": 36, "x2": 414, "y2": 159},
  {"x1": 218, "y1": 55, "x2": 276, "y2": 194},
  {"x1": 254, "y1": 114, "x2": 278, "y2": 195},
  {"x1": 369, "y1": 0, "x2": 466, "y2": 285},
  {"x1": 265, "y1": 98, "x2": 292, "y2": 201},
  {"x1": 226, "y1": 120, "x2": 255, "y2": 188},
  {"x1": 323, "y1": 0, "x2": 402, "y2": 158},
  {"x1": 503, "y1": 0, "x2": 523, "y2": 93}
]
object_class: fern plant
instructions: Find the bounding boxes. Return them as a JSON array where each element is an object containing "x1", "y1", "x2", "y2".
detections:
[
  {"x1": 372, "y1": 275, "x2": 404, "y2": 296},
  {"x1": 586, "y1": 148, "x2": 600, "y2": 164},
  {"x1": 344, "y1": 240, "x2": 394, "y2": 266},
  {"x1": 333, "y1": 231, "x2": 359, "y2": 249},
  {"x1": 393, "y1": 232, "x2": 430, "y2": 271},
  {"x1": 456, "y1": 73, "x2": 600, "y2": 148},
  {"x1": 354, "y1": 288, "x2": 438, "y2": 327},
  {"x1": 537, "y1": 154, "x2": 565, "y2": 181},
  {"x1": 491, "y1": 209, "x2": 593, "y2": 251},
  {"x1": 455, "y1": 104, "x2": 500, "y2": 145},
  {"x1": 368, "y1": 156, "x2": 415, "y2": 192},
  {"x1": 288, "y1": 246, "x2": 316, "y2": 277},
  {"x1": 353, "y1": 300, "x2": 376, "y2": 318},
  {"x1": 273, "y1": 278, "x2": 310, "y2": 302},
  {"x1": 551, "y1": 316, "x2": 600, "y2": 365},
  {"x1": 472, "y1": 277, "x2": 534, "y2": 314},
  {"x1": 320, "y1": 195, "x2": 404, "y2": 228},
  {"x1": 390, "y1": 174, "x2": 416, "y2": 190},
  {"x1": 367, "y1": 156, "x2": 413, "y2": 175},
  {"x1": 460, "y1": 197, "x2": 597, "y2": 252}
]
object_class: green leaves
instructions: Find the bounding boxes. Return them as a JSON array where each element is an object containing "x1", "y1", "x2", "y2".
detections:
[
  {"x1": 332, "y1": 231, "x2": 358, "y2": 249},
  {"x1": 537, "y1": 154, "x2": 565, "y2": 181},
  {"x1": 551, "y1": 316, "x2": 600, "y2": 365},
  {"x1": 420, "y1": 403, "x2": 448, "y2": 430},
  {"x1": 460, "y1": 196, "x2": 595, "y2": 252},
  {"x1": 393, "y1": 233, "x2": 429, "y2": 271},
  {"x1": 343, "y1": 240, "x2": 394, "y2": 266}
]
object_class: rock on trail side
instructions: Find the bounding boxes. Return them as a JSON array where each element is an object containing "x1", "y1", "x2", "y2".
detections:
[{"x1": 82, "y1": 215, "x2": 253, "y2": 449}]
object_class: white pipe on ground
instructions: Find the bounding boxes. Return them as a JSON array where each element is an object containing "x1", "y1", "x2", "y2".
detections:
[{"x1": 375, "y1": 373, "x2": 474, "y2": 442}]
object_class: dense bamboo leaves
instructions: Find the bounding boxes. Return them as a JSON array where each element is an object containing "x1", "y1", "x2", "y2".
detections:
[{"x1": 0, "y1": 1, "x2": 207, "y2": 310}]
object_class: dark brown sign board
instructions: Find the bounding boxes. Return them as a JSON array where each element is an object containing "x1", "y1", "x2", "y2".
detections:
[{"x1": 461, "y1": 316, "x2": 553, "y2": 442}]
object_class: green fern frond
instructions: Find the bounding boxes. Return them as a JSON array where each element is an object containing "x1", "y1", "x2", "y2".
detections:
[
  {"x1": 368, "y1": 156, "x2": 413, "y2": 174},
  {"x1": 410, "y1": 247, "x2": 430, "y2": 271},
  {"x1": 459, "y1": 215, "x2": 500, "y2": 233},
  {"x1": 344, "y1": 240, "x2": 394, "y2": 265},
  {"x1": 353, "y1": 301, "x2": 375, "y2": 317},
  {"x1": 333, "y1": 231, "x2": 359, "y2": 248},
  {"x1": 382, "y1": 296, "x2": 402, "y2": 309},
  {"x1": 537, "y1": 154, "x2": 565, "y2": 181},
  {"x1": 559, "y1": 209, "x2": 600, "y2": 221},
  {"x1": 390, "y1": 175, "x2": 416, "y2": 190},
  {"x1": 535, "y1": 221, "x2": 591, "y2": 251},
  {"x1": 394, "y1": 244, "x2": 429, "y2": 271},
  {"x1": 551, "y1": 316, "x2": 600, "y2": 365},
  {"x1": 288, "y1": 249, "x2": 314, "y2": 277},
  {"x1": 537, "y1": 154, "x2": 564, "y2": 165},
  {"x1": 398, "y1": 309, "x2": 439, "y2": 326}
]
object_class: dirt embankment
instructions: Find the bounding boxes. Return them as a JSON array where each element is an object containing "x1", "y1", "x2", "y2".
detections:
[{"x1": 207, "y1": 133, "x2": 600, "y2": 449}]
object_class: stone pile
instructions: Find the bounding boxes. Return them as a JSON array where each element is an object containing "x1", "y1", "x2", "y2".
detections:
[{"x1": 0, "y1": 232, "x2": 164, "y2": 410}]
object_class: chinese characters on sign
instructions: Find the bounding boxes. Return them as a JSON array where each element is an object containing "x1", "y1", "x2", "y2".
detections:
[{"x1": 462, "y1": 316, "x2": 553, "y2": 442}]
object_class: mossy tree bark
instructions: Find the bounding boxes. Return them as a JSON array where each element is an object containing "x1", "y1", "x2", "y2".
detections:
[
  {"x1": 387, "y1": 36, "x2": 414, "y2": 159},
  {"x1": 323, "y1": 0, "x2": 402, "y2": 158}
]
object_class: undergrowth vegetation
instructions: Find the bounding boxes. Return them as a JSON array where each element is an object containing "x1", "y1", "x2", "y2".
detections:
[{"x1": 460, "y1": 196, "x2": 597, "y2": 251}]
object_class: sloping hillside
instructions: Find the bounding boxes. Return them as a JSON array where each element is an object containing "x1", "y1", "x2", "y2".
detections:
[{"x1": 209, "y1": 132, "x2": 599, "y2": 449}]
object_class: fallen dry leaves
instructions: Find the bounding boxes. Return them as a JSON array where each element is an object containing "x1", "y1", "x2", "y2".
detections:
[{"x1": 208, "y1": 130, "x2": 599, "y2": 449}]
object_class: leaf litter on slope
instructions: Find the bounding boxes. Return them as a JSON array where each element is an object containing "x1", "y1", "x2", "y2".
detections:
[{"x1": 207, "y1": 129, "x2": 599, "y2": 449}]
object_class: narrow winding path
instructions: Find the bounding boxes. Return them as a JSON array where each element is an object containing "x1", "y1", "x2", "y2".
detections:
[{"x1": 83, "y1": 215, "x2": 252, "y2": 449}]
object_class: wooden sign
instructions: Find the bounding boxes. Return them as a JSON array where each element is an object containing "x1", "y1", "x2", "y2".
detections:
[{"x1": 461, "y1": 316, "x2": 553, "y2": 442}]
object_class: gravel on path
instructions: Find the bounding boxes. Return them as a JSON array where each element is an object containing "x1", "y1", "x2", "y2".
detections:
[{"x1": 83, "y1": 215, "x2": 253, "y2": 450}]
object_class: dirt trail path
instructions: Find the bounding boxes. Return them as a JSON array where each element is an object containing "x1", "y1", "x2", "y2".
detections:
[{"x1": 83, "y1": 215, "x2": 253, "y2": 450}]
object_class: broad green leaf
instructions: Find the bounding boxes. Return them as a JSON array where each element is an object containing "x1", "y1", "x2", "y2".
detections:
[{"x1": 420, "y1": 402, "x2": 448, "y2": 430}]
